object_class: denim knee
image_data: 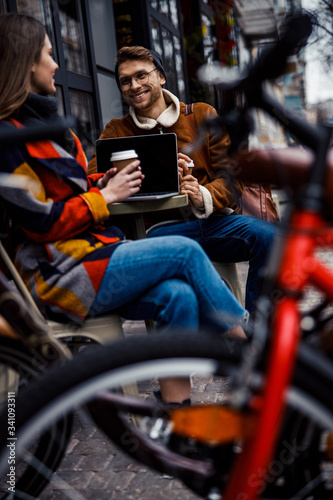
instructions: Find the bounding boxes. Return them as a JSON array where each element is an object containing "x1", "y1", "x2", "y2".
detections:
[{"x1": 152, "y1": 279, "x2": 200, "y2": 331}]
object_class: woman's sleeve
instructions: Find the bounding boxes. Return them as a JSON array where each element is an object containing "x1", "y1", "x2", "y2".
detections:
[
  {"x1": 87, "y1": 121, "x2": 119, "y2": 175},
  {"x1": 0, "y1": 147, "x2": 110, "y2": 243}
]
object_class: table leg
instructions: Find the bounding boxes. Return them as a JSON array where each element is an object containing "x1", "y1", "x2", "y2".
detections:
[{"x1": 132, "y1": 213, "x2": 147, "y2": 239}]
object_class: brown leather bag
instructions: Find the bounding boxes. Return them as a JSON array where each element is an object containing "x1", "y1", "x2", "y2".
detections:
[
  {"x1": 233, "y1": 181, "x2": 278, "y2": 223},
  {"x1": 184, "y1": 103, "x2": 278, "y2": 224}
]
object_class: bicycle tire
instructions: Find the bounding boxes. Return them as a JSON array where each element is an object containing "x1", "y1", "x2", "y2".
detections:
[
  {"x1": 0, "y1": 337, "x2": 72, "y2": 500},
  {"x1": 0, "y1": 332, "x2": 332, "y2": 499}
]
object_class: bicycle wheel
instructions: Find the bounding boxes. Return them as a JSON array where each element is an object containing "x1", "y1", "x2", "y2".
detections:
[
  {"x1": 0, "y1": 332, "x2": 332, "y2": 499},
  {"x1": 0, "y1": 336, "x2": 72, "y2": 500},
  {"x1": 262, "y1": 343, "x2": 333, "y2": 500},
  {"x1": 0, "y1": 331, "x2": 248, "y2": 499}
]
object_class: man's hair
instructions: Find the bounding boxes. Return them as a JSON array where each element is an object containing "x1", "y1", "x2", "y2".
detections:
[
  {"x1": 0, "y1": 14, "x2": 46, "y2": 120},
  {"x1": 115, "y1": 45, "x2": 167, "y2": 89},
  {"x1": 116, "y1": 46, "x2": 155, "y2": 67}
]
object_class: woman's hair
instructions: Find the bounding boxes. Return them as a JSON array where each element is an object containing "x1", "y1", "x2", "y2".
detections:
[{"x1": 0, "y1": 13, "x2": 46, "y2": 120}]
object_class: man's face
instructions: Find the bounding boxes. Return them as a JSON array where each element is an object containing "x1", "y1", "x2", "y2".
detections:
[{"x1": 118, "y1": 59, "x2": 166, "y2": 114}]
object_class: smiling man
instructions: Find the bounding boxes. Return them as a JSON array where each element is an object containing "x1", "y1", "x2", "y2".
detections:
[{"x1": 88, "y1": 46, "x2": 276, "y2": 314}]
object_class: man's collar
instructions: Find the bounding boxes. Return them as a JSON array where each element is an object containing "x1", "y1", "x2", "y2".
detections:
[{"x1": 129, "y1": 90, "x2": 180, "y2": 131}]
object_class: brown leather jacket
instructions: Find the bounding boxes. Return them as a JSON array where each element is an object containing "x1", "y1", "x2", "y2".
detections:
[{"x1": 88, "y1": 101, "x2": 243, "y2": 227}]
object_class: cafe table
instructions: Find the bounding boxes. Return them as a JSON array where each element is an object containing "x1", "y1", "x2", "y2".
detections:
[
  {"x1": 108, "y1": 193, "x2": 189, "y2": 239},
  {"x1": 107, "y1": 193, "x2": 189, "y2": 331},
  {"x1": 107, "y1": 193, "x2": 244, "y2": 305}
]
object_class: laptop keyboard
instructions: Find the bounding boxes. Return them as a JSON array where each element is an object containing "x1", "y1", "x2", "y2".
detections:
[{"x1": 130, "y1": 192, "x2": 171, "y2": 198}]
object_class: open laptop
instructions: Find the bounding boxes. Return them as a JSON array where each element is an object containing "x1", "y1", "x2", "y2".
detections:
[{"x1": 96, "y1": 133, "x2": 179, "y2": 201}]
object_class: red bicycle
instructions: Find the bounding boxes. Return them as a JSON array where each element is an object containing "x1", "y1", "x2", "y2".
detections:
[{"x1": 1, "y1": 13, "x2": 333, "y2": 500}]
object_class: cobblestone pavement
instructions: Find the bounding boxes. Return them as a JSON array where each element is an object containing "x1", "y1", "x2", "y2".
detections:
[
  {"x1": 38, "y1": 321, "x2": 224, "y2": 500},
  {"x1": 38, "y1": 254, "x2": 333, "y2": 499},
  {"x1": 38, "y1": 264, "x2": 248, "y2": 500}
]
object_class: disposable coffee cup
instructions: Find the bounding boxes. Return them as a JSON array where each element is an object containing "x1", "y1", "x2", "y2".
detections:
[
  {"x1": 110, "y1": 149, "x2": 138, "y2": 171},
  {"x1": 186, "y1": 160, "x2": 194, "y2": 175}
]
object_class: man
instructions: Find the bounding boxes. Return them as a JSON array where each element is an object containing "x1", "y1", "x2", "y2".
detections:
[{"x1": 88, "y1": 46, "x2": 276, "y2": 313}]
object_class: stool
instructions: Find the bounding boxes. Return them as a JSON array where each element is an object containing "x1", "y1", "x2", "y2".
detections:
[{"x1": 212, "y1": 261, "x2": 244, "y2": 306}]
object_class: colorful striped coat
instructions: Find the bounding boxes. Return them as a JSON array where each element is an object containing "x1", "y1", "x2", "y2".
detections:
[{"x1": 0, "y1": 119, "x2": 125, "y2": 324}]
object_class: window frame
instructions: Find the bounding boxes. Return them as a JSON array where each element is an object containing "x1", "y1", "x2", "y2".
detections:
[
  {"x1": 146, "y1": 0, "x2": 189, "y2": 101},
  {"x1": 5, "y1": 0, "x2": 104, "y2": 142}
]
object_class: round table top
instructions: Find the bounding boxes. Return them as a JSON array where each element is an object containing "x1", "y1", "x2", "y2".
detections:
[{"x1": 108, "y1": 194, "x2": 188, "y2": 215}]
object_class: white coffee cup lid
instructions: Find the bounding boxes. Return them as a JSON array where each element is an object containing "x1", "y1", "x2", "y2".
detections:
[{"x1": 110, "y1": 149, "x2": 138, "y2": 161}]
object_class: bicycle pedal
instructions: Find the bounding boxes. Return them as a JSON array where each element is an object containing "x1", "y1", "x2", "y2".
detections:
[{"x1": 140, "y1": 416, "x2": 172, "y2": 442}]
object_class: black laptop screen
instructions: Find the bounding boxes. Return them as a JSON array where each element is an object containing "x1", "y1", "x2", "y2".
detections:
[{"x1": 96, "y1": 133, "x2": 179, "y2": 197}]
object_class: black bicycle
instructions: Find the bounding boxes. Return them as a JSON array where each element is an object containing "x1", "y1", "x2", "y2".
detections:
[{"x1": 0, "y1": 124, "x2": 73, "y2": 500}]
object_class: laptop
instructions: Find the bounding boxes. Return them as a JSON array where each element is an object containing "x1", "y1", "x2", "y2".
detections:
[{"x1": 96, "y1": 133, "x2": 179, "y2": 201}]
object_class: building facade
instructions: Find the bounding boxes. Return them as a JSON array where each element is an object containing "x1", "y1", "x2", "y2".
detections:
[{"x1": 1, "y1": 0, "x2": 303, "y2": 158}]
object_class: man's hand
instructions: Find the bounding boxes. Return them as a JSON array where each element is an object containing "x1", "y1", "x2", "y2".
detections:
[
  {"x1": 99, "y1": 160, "x2": 144, "y2": 204},
  {"x1": 177, "y1": 152, "x2": 204, "y2": 210},
  {"x1": 180, "y1": 174, "x2": 204, "y2": 209},
  {"x1": 177, "y1": 152, "x2": 193, "y2": 180}
]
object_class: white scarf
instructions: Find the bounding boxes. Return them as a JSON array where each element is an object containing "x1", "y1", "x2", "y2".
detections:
[{"x1": 129, "y1": 90, "x2": 180, "y2": 130}]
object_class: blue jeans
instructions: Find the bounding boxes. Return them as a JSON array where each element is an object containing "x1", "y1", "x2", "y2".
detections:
[
  {"x1": 90, "y1": 236, "x2": 247, "y2": 333},
  {"x1": 147, "y1": 214, "x2": 276, "y2": 313}
]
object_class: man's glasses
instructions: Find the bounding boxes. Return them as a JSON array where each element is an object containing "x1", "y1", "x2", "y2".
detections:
[{"x1": 119, "y1": 68, "x2": 158, "y2": 91}]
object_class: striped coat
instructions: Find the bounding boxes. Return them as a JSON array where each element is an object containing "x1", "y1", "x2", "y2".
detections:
[{"x1": 0, "y1": 119, "x2": 125, "y2": 324}]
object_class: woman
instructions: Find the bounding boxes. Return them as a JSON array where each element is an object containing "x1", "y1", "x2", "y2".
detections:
[{"x1": 0, "y1": 13, "x2": 247, "y2": 404}]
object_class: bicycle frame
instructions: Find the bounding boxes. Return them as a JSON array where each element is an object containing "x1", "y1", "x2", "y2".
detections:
[
  {"x1": 223, "y1": 212, "x2": 333, "y2": 500},
  {"x1": 216, "y1": 76, "x2": 333, "y2": 499},
  {"x1": 0, "y1": 266, "x2": 69, "y2": 362}
]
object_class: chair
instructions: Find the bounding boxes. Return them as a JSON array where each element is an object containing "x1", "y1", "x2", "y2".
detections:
[
  {"x1": 0, "y1": 239, "x2": 125, "y2": 344},
  {"x1": 0, "y1": 240, "x2": 139, "y2": 398},
  {"x1": 212, "y1": 261, "x2": 244, "y2": 306}
]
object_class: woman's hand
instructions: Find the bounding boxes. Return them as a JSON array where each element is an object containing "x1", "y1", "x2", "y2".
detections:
[
  {"x1": 99, "y1": 160, "x2": 144, "y2": 204},
  {"x1": 96, "y1": 167, "x2": 117, "y2": 190}
]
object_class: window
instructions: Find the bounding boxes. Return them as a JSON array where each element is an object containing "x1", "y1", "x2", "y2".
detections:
[
  {"x1": 89, "y1": 0, "x2": 123, "y2": 128},
  {"x1": 199, "y1": 0, "x2": 218, "y2": 63},
  {"x1": 148, "y1": 0, "x2": 187, "y2": 101},
  {"x1": 15, "y1": 0, "x2": 102, "y2": 160}
]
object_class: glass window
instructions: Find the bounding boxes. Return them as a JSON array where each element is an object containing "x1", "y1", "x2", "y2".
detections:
[
  {"x1": 169, "y1": 0, "x2": 179, "y2": 29},
  {"x1": 55, "y1": 87, "x2": 65, "y2": 117},
  {"x1": 155, "y1": 0, "x2": 179, "y2": 29},
  {"x1": 159, "y1": 0, "x2": 169, "y2": 18},
  {"x1": 202, "y1": 13, "x2": 214, "y2": 62},
  {"x1": 97, "y1": 73, "x2": 124, "y2": 128},
  {"x1": 13, "y1": 0, "x2": 104, "y2": 155},
  {"x1": 89, "y1": 0, "x2": 117, "y2": 71},
  {"x1": 69, "y1": 90, "x2": 94, "y2": 160},
  {"x1": 114, "y1": 13, "x2": 134, "y2": 47},
  {"x1": 149, "y1": 0, "x2": 187, "y2": 101},
  {"x1": 149, "y1": 0, "x2": 159, "y2": 9},
  {"x1": 173, "y1": 35, "x2": 185, "y2": 100},
  {"x1": 89, "y1": 0, "x2": 123, "y2": 139},
  {"x1": 151, "y1": 17, "x2": 163, "y2": 56},
  {"x1": 58, "y1": 1, "x2": 88, "y2": 75},
  {"x1": 16, "y1": 0, "x2": 55, "y2": 50},
  {"x1": 162, "y1": 28, "x2": 178, "y2": 94}
]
